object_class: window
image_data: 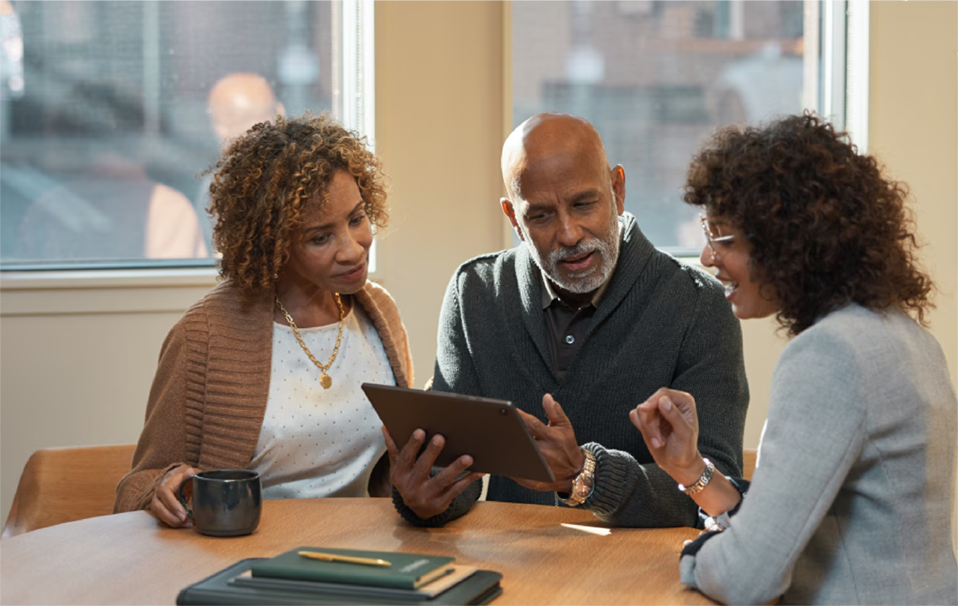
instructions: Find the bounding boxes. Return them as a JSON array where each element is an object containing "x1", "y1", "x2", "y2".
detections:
[
  {"x1": 512, "y1": 0, "x2": 857, "y2": 255},
  {"x1": 0, "y1": 0, "x2": 373, "y2": 270}
]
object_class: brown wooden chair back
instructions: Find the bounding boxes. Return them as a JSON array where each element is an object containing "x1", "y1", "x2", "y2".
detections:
[
  {"x1": 2, "y1": 444, "x2": 136, "y2": 538},
  {"x1": 742, "y1": 448, "x2": 758, "y2": 482}
]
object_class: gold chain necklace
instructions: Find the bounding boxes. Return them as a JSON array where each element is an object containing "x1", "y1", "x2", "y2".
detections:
[{"x1": 275, "y1": 294, "x2": 345, "y2": 389}]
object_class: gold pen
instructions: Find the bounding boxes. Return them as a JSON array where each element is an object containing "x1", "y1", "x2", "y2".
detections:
[{"x1": 298, "y1": 550, "x2": 392, "y2": 567}]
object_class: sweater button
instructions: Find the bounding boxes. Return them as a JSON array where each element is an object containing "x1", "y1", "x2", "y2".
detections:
[{"x1": 565, "y1": 335, "x2": 575, "y2": 345}]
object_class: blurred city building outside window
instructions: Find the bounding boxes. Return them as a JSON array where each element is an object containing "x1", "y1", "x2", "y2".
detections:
[
  {"x1": 0, "y1": 0, "x2": 373, "y2": 271},
  {"x1": 512, "y1": 0, "x2": 852, "y2": 256}
]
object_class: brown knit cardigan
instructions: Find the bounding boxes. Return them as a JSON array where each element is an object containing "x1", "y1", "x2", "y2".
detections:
[{"x1": 114, "y1": 279, "x2": 412, "y2": 513}]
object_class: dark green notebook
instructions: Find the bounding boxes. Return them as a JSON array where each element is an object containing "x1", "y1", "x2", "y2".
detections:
[
  {"x1": 251, "y1": 547, "x2": 456, "y2": 590},
  {"x1": 176, "y1": 558, "x2": 503, "y2": 606}
]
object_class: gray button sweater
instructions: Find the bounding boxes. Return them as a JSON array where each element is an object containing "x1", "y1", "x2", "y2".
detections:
[{"x1": 395, "y1": 212, "x2": 749, "y2": 527}]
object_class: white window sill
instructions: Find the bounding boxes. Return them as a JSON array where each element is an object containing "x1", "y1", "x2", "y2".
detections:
[
  {"x1": 0, "y1": 267, "x2": 220, "y2": 291},
  {"x1": 0, "y1": 268, "x2": 220, "y2": 316}
]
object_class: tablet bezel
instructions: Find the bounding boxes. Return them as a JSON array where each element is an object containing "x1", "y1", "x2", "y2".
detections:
[{"x1": 362, "y1": 383, "x2": 555, "y2": 483}]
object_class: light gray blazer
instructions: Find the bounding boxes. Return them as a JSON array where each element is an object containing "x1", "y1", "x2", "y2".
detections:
[{"x1": 681, "y1": 305, "x2": 958, "y2": 605}]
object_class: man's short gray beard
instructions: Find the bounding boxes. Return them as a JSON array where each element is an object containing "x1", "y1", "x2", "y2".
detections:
[{"x1": 526, "y1": 214, "x2": 621, "y2": 295}]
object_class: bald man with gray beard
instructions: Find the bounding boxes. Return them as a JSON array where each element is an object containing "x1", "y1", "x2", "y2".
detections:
[{"x1": 386, "y1": 113, "x2": 749, "y2": 528}]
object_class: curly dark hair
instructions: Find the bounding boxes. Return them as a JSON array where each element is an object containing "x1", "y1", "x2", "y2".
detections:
[
  {"x1": 684, "y1": 112, "x2": 933, "y2": 335},
  {"x1": 208, "y1": 112, "x2": 388, "y2": 293}
]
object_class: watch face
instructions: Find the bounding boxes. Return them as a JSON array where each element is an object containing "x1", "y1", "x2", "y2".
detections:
[{"x1": 573, "y1": 475, "x2": 595, "y2": 499}]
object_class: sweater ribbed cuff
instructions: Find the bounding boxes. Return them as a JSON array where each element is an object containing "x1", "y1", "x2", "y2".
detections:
[
  {"x1": 390, "y1": 475, "x2": 482, "y2": 528},
  {"x1": 577, "y1": 442, "x2": 631, "y2": 517}
]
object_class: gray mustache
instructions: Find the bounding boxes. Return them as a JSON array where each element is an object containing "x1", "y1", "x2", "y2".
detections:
[{"x1": 548, "y1": 241, "x2": 601, "y2": 265}]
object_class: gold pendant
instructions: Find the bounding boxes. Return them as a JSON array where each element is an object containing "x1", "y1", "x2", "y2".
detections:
[{"x1": 320, "y1": 373, "x2": 332, "y2": 389}]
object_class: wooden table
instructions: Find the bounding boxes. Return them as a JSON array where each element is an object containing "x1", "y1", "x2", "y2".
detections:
[{"x1": 0, "y1": 498, "x2": 713, "y2": 605}]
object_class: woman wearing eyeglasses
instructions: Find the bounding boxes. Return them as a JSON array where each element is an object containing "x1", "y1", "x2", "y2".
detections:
[
  {"x1": 632, "y1": 113, "x2": 957, "y2": 604},
  {"x1": 115, "y1": 114, "x2": 412, "y2": 527}
]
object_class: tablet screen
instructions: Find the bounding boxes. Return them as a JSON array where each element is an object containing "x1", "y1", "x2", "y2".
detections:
[{"x1": 362, "y1": 384, "x2": 555, "y2": 483}]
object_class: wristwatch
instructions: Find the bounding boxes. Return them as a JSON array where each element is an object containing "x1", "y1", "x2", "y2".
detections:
[
  {"x1": 678, "y1": 457, "x2": 715, "y2": 496},
  {"x1": 559, "y1": 448, "x2": 596, "y2": 507}
]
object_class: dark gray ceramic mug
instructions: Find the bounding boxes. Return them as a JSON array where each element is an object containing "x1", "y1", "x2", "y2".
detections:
[{"x1": 177, "y1": 469, "x2": 262, "y2": 537}]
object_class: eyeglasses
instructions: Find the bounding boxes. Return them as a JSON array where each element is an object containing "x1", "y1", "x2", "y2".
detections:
[{"x1": 700, "y1": 215, "x2": 735, "y2": 260}]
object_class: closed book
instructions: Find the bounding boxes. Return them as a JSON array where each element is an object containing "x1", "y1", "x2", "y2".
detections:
[
  {"x1": 176, "y1": 558, "x2": 503, "y2": 606},
  {"x1": 232, "y1": 565, "x2": 478, "y2": 600},
  {"x1": 251, "y1": 547, "x2": 456, "y2": 590}
]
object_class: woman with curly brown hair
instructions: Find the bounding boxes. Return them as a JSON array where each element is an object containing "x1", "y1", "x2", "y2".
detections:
[
  {"x1": 631, "y1": 114, "x2": 956, "y2": 604},
  {"x1": 115, "y1": 113, "x2": 412, "y2": 527}
]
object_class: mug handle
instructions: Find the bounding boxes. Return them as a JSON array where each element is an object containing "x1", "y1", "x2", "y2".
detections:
[{"x1": 176, "y1": 474, "x2": 197, "y2": 519}]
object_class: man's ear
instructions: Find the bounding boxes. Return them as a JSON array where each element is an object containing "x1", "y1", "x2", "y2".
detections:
[
  {"x1": 500, "y1": 198, "x2": 525, "y2": 241},
  {"x1": 611, "y1": 165, "x2": 626, "y2": 215}
]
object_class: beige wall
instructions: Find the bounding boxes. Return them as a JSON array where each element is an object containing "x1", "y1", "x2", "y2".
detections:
[
  {"x1": 1, "y1": 1, "x2": 955, "y2": 527},
  {"x1": 869, "y1": 1, "x2": 957, "y2": 389},
  {"x1": 375, "y1": 1, "x2": 506, "y2": 389},
  {"x1": 868, "y1": 0, "x2": 958, "y2": 552}
]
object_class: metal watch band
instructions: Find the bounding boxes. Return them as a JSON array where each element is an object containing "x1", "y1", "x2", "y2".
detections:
[
  {"x1": 559, "y1": 448, "x2": 596, "y2": 507},
  {"x1": 678, "y1": 457, "x2": 714, "y2": 496}
]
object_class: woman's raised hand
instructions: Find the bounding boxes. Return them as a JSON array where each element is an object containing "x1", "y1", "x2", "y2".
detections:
[
  {"x1": 630, "y1": 388, "x2": 704, "y2": 486},
  {"x1": 632, "y1": 388, "x2": 744, "y2": 517}
]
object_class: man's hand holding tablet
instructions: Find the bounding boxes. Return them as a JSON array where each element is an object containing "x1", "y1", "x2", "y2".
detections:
[{"x1": 382, "y1": 427, "x2": 485, "y2": 520}]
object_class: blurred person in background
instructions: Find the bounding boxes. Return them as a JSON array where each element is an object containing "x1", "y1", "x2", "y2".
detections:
[{"x1": 194, "y1": 72, "x2": 285, "y2": 252}]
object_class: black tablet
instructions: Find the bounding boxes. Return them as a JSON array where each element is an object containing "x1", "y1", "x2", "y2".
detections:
[{"x1": 361, "y1": 384, "x2": 555, "y2": 483}]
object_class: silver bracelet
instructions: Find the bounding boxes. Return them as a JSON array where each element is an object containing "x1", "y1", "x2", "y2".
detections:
[{"x1": 677, "y1": 458, "x2": 715, "y2": 496}]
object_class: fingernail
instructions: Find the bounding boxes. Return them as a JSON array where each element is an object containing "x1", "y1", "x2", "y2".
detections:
[
  {"x1": 432, "y1": 435, "x2": 442, "y2": 446},
  {"x1": 414, "y1": 429, "x2": 425, "y2": 440},
  {"x1": 662, "y1": 397, "x2": 672, "y2": 411}
]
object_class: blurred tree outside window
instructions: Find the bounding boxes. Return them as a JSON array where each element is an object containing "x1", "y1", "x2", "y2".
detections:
[{"x1": 512, "y1": 0, "x2": 828, "y2": 255}]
